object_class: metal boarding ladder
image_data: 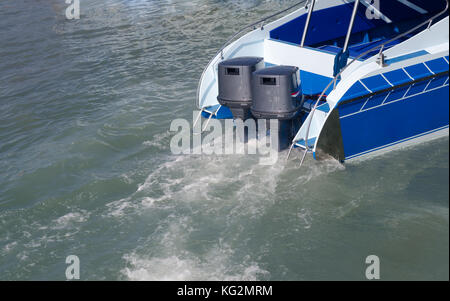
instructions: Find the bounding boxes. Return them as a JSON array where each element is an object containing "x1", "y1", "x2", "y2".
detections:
[
  {"x1": 286, "y1": 103, "x2": 329, "y2": 160},
  {"x1": 290, "y1": 0, "x2": 450, "y2": 168},
  {"x1": 193, "y1": 0, "x2": 309, "y2": 133}
]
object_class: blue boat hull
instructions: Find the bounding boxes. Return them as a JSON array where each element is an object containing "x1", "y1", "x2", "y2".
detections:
[{"x1": 336, "y1": 74, "x2": 449, "y2": 161}]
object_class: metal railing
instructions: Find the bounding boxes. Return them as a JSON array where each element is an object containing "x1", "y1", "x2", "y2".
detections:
[
  {"x1": 295, "y1": 0, "x2": 449, "y2": 167},
  {"x1": 195, "y1": 0, "x2": 308, "y2": 109}
]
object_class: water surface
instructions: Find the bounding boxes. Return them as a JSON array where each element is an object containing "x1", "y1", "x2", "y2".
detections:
[{"x1": 0, "y1": 0, "x2": 448, "y2": 280}]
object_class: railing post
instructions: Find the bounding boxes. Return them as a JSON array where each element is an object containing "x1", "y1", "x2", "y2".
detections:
[{"x1": 376, "y1": 45, "x2": 386, "y2": 67}]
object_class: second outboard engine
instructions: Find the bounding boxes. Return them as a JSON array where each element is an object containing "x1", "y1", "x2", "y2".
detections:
[
  {"x1": 251, "y1": 66, "x2": 303, "y2": 151},
  {"x1": 217, "y1": 57, "x2": 264, "y2": 120}
]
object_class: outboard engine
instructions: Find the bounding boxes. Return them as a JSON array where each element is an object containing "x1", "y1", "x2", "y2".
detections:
[
  {"x1": 251, "y1": 66, "x2": 303, "y2": 150},
  {"x1": 217, "y1": 57, "x2": 264, "y2": 120}
]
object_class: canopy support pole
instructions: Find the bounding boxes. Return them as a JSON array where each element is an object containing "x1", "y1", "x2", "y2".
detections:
[
  {"x1": 300, "y1": 0, "x2": 316, "y2": 47},
  {"x1": 343, "y1": 0, "x2": 360, "y2": 53}
]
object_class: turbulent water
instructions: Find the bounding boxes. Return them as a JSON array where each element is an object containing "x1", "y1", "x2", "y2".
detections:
[{"x1": 0, "y1": 0, "x2": 448, "y2": 281}]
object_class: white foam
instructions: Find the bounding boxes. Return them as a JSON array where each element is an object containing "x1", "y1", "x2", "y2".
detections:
[
  {"x1": 105, "y1": 197, "x2": 137, "y2": 217},
  {"x1": 113, "y1": 138, "x2": 351, "y2": 281},
  {"x1": 3, "y1": 241, "x2": 18, "y2": 254},
  {"x1": 121, "y1": 207, "x2": 270, "y2": 281},
  {"x1": 104, "y1": 142, "x2": 346, "y2": 224},
  {"x1": 52, "y1": 210, "x2": 90, "y2": 229},
  {"x1": 143, "y1": 131, "x2": 172, "y2": 150},
  {"x1": 16, "y1": 251, "x2": 29, "y2": 262},
  {"x1": 122, "y1": 245, "x2": 269, "y2": 281}
]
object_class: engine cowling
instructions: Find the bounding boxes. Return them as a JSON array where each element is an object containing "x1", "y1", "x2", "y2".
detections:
[{"x1": 217, "y1": 57, "x2": 264, "y2": 120}]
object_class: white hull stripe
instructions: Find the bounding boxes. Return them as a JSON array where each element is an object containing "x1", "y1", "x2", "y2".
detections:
[
  {"x1": 380, "y1": 73, "x2": 394, "y2": 87},
  {"x1": 402, "y1": 68, "x2": 415, "y2": 81},
  {"x1": 358, "y1": 79, "x2": 373, "y2": 94},
  {"x1": 423, "y1": 62, "x2": 435, "y2": 75}
]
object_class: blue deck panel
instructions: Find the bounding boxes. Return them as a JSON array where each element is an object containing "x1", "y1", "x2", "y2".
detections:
[
  {"x1": 361, "y1": 75, "x2": 391, "y2": 92},
  {"x1": 425, "y1": 57, "x2": 449, "y2": 74},
  {"x1": 404, "y1": 63, "x2": 433, "y2": 80},
  {"x1": 341, "y1": 81, "x2": 369, "y2": 101},
  {"x1": 349, "y1": 38, "x2": 405, "y2": 59},
  {"x1": 300, "y1": 70, "x2": 334, "y2": 96},
  {"x1": 383, "y1": 69, "x2": 411, "y2": 86},
  {"x1": 269, "y1": 0, "x2": 442, "y2": 47},
  {"x1": 339, "y1": 57, "x2": 449, "y2": 107},
  {"x1": 317, "y1": 45, "x2": 363, "y2": 60},
  {"x1": 270, "y1": 3, "x2": 376, "y2": 46},
  {"x1": 318, "y1": 38, "x2": 404, "y2": 60}
]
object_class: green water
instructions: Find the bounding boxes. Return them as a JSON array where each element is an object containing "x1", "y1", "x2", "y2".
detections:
[{"x1": 0, "y1": 0, "x2": 448, "y2": 281}]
